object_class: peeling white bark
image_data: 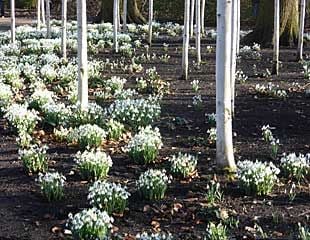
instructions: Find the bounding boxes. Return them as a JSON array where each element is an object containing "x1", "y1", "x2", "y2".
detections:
[
  {"x1": 297, "y1": 0, "x2": 306, "y2": 61},
  {"x1": 148, "y1": 0, "x2": 153, "y2": 45},
  {"x1": 113, "y1": 0, "x2": 119, "y2": 53},
  {"x1": 216, "y1": 0, "x2": 236, "y2": 170},
  {"x1": 46, "y1": 0, "x2": 51, "y2": 38},
  {"x1": 10, "y1": 0, "x2": 15, "y2": 43},
  {"x1": 37, "y1": 0, "x2": 41, "y2": 30},
  {"x1": 272, "y1": 0, "x2": 280, "y2": 75},
  {"x1": 61, "y1": 0, "x2": 67, "y2": 59},
  {"x1": 77, "y1": 0, "x2": 88, "y2": 110},
  {"x1": 182, "y1": 0, "x2": 190, "y2": 80},
  {"x1": 196, "y1": 0, "x2": 201, "y2": 65}
]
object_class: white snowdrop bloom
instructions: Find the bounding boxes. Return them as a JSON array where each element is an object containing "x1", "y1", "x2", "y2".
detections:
[
  {"x1": 4, "y1": 103, "x2": 40, "y2": 133},
  {"x1": 237, "y1": 160, "x2": 280, "y2": 195},
  {"x1": 280, "y1": 153, "x2": 309, "y2": 181},
  {"x1": 169, "y1": 152, "x2": 197, "y2": 177},
  {"x1": 88, "y1": 180, "x2": 130, "y2": 213},
  {"x1": 67, "y1": 208, "x2": 113, "y2": 238}
]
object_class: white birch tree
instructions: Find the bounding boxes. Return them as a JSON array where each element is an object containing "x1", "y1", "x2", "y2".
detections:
[
  {"x1": 122, "y1": 0, "x2": 127, "y2": 32},
  {"x1": 216, "y1": 0, "x2": 236, "y2": 170},
  {"x1": 46, "y1": 0, "x2": 51, "y2": 38},
  {"x1": 272, "y1": 0, "x2": 280, "y2": 75},
  {"x1": 196, "y1": 0, "x2": 201, "y2": 65},
  {"x1": 190, "y1": 0, "x2": 195, "y2": 37},
  {"x1": 148, "y1": 0, "x2": 153, "y2": 45},
  {"x1": 297, "y1": 0, "x2": 306, "y2": 61},
  {"x1": 37, "y1": 0, "x2": 41, "y2": 30},
  {"x1": 41, "y1": 0, "x2": 46, "y2": 25},
  {"x1": 117, "y1": 0, "x2": 121, "y2": 31},
  {"x1": 77, "y1": 0, "x2": 88, "y2": 110},
  {"x1": 61, "y1": 0, "x2": 67, "y2": 59},
  {"x1": 230, "y1": 0, "x2": 238, "y2": 115},
  {"x1": 182, "y1": 0, "x2": 190, "y2": 80},
  {"x1": 201, "y1": 0, "x2": 205, "y2": 35},
  {"x1": 113, "y1": 0, "x2": 119, "y2": 53},
  {"x1": 236, "y1": 0, "x2": 240, "y2": 55},
  {"x1": 10, "y1": 0, "x2": 15, "y2": 44}
]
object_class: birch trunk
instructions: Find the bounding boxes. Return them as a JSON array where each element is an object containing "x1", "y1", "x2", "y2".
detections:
[
  {"x1": 236, "y1": 0, "x2": 240, "y2": 55},
  {"x1": 201, "y1": 0, "x2": 205, "y2": 35},
  {"x1": 190, "y1": 0, "x2": 195, "y2": 37},
  {"x1": 77, "y1": 0, "x2": 88, "y2": 110},
  {"x1": 182, "y1": 0, "x2": 190, "y2": 80},
  {"x1": 272, "y1": 0, "x2": 280, "y2": 75},
  {"x1": 123, "y1": 0, "x2": 127, "y2": 32},
  {"x1": 37, "y1": 0, "x2": 41, "y2": 30},
  {"x1": 10, "y1": 0, "x2": 15, "y2": 44},
  {"x1": 117, "y1": 0, "x2": 121, "y2": 31},
  {"x1": 216, "y1": 0, "x2": 236, "y2": 170},
  {"x1": 148, "y1": 0, "x2": 153, "y2": 45},
  {"x1": 61, "y1": 0, "x2": 67, "y2": 59},
  {"x1": 231, "y1": 0, "x2": 237, "y2": 116},
  {"x1": 41, "y1": 0, "x2": 46, "y2": 25},
  {"x1": 46, "y1": 0, "x2": 51, "y2": 38},
  {"x1": 113, "y1": 0, "x2": 119, "y2": 52},
  {"x1": 196, "y1": 0, "x2": 201, "y2": 65},
  {"x1": 297, "y1": 0, "x2": 306, "y2": 61}
]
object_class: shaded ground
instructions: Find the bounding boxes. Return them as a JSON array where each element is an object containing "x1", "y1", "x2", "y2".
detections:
[{"x1": 0, "y1": 27, "x2": 309, "y2": 239}]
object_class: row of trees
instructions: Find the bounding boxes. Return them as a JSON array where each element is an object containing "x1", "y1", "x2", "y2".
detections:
[{"x1": 8, "y1": 0, "x2": 307, "y2": 170}]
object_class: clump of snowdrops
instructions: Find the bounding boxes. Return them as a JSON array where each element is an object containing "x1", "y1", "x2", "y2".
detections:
[
  {"x1": 74, "y1": 149, "x2": 113, "y2": 181},
  {"x1": 137, "y1": 169, "x2": 171, "y2": 200},
  {"x1": 88, "y1": 181, "x2": 130, "y2": 215},
  {"x1": 280, "y1": 153, "x2": 309, "y2": 182},
  {"x1": 204, "y1": 222, "x2": 228, "y2": 240},
  {"x1": 126, "y1": 126, "x2": 163, "y2": 164},
  {"x1": 4, "y1": 103, "x2": 40, "y2": 134},
  {"x1": 237, "y1": 160, "x2": 280, "y2": 196},
  {"x1": 36, "y1": 171, "x2": 66, "y2": 202},
  {"x1": 69, "y1": 124, "x2": 107, "y2": 149},
  {"x1": 18, "y1": 144, "x2": 48, "y2": 173},
  {"x1": 109, "y1": 97, "x2": 161, "y2": 129},
  {"x1": 67, "y1": 208, "x2": 113, "y2": 240},
  {"x1": 169, "y1": 152, "x2": 197, "y2": 178}
]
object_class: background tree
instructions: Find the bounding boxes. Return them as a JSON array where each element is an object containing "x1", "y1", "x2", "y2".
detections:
[
  {"x1": 98, "y1": 0, "x2": 146, "y2": 23},
  {"x1": 245, "y1": 0, "x2": 299, "y2": 45}
]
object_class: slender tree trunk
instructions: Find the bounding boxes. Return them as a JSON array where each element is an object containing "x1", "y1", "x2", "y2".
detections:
[
  {"x1": 196, "y1": 0, "x2": 201, "y2": 65},
  {"x1": 61, "y1": 0, "x2": 67, "y2": 59},
  {"x1": 190, "y1": 0, "x2": 195, "y2": 37},
  {"x1": 148, "y1": 0, "x2": 153, "y2": 46},
  {"x1": 272, "y1": 0, "x2": 280, "y2": 75},
  {"x1": 297, "y1": 0, "x2": 306, "y2": 61},
  {"x1": 10, "y1": 0, "x2": 15, "y2": 43},
  {"x1": 201, "y1": 0, "x2": 205, "y2": 35},
  {"x1": 37, "y1": 0, "x2": 41, "y2": 30},
  {"x1": 46, "y1": 0, "x2": 51, "y2": 38},
  {"x1": 41, "y1": 0, "x2": 45, "y2": 25},
  {"x1": 236, "y1": 0, "x2": 240, "y2": 54},
  {"x1": 122, "y1": 0, "x2": 127, "y2": 31},
  {"x1": 113, "y1": 0, "x2": 119, "y2": 53},
  {"x1": 117, "y1": 0, "x2": 121, "y2": 31},
  {"x1": 216, "y1": 0, "x2": 236, "y2": 170},
  {"x1": 231, "y1": 0, "x2": 237, "y2": 116},
  {"x1": 182, "y1": 0, "x2": 190, "y2": 80},
  {"x1": 77, "y1": 0, "x2": 88, "y2": 110}
]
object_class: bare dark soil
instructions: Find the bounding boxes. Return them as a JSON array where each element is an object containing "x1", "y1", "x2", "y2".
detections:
[{"x1": 0, "y1": 38, "x2": 309, "y2": 240}]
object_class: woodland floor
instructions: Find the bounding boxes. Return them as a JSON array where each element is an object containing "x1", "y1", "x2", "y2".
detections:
[{"x1": 0, "y1": 32, "x2": 309, "y2": 239}]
